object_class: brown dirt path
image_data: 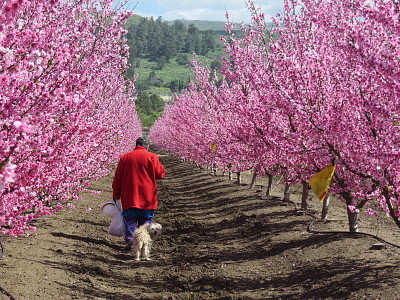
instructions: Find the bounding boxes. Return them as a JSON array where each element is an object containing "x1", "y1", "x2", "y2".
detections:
[{"x1": 1, "y1": 146, "x2": 400, "y2": 299}]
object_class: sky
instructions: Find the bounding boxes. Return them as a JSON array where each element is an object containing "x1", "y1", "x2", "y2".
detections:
[{"x1": 122, "y1": 0, "x2": 285, "y2": 24}]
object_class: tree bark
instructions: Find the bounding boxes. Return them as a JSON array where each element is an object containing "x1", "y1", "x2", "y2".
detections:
[
  {"x1": 382, "y1": 187, "x2": 400, "y2": 228},
  {"x1": 283, "y1": 183, "x2": 291, "y2": 202},
  {"x1": 265, "y1": 173, "x2": 273, "y2": 196},
  {"x1": 212, "y1": 163, "x2": 217, "y2": 176},
  {"x1": 301, "y1": 180, "x2": 309, "y2": 210},
  {"x1": 236, "y1": 172, "x2": 241, "y2": 185},
  {"x1": 337, "y1": 176, "x2": 360, "y2": 232},
  {"x1": 0, "y1": 235, "x2": 5, "y2": 258},
  {"x1": 321, "y1": 194, "x2": 331, "y2": 222},
  {"x1": 347, "y1": 209, "x2": 359, "y2": 232},
  {"x1": 249, "y1": 171, "x2": 257, "y2": 189}
]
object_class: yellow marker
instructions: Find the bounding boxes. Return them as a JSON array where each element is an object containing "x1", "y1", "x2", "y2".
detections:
[{"x1": 308, "y1": 164, "x2": 336, "y2": 201}]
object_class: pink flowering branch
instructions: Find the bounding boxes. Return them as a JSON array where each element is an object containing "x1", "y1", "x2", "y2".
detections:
[
  {"x1": 0, "y1": 0, "x2": 142, "y2": 236},
  {"x1": 150, "y1": 0, "x2": 400, "y2": 230}
]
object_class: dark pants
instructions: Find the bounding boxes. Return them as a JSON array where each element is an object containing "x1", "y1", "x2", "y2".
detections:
[{"x1": 124, "y1": 215, "x2": 152, "y2": 244}]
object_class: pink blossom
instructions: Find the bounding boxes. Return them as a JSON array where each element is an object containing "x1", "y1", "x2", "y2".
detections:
[
  {"x1": 11, "y1": 1, "x2": 19, "y2": 12},
  {"x1": 13, "y1": 120, "x2": 33, "y2": 133},
  {"x1": 0, "y1": 75, "x2": 10, "y2": 85},
  {"x1": 1, "y1": 0, "x2": 141, "y2": 236},
  {"x1": 364, "y1": 208, "x2": 379, "y2": 217},
  {"x1": 150, "y1": 0, "x2": 400, "y2": 229},
  {"x1": 348, "y1": 206, "x2": 360, "y2": 214},
  {"x1": 0, "y1": 162, "x2": 17, "y2": 190}
]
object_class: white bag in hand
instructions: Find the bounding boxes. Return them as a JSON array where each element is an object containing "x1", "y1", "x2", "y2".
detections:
[
  {"x1": 108, "y1": 213, "x2": 125, "y2": 236},
  {"x1": 100, "y1": 200, "x2": 126, "y2": 237}
]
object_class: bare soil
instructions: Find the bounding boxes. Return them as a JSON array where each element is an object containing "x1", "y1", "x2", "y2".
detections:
[{"x1": 1, "y1": 146, "x2": 400, "y2": 300}]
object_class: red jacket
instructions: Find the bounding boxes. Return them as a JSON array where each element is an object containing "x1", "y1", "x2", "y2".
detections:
[{"x1": 112, "y1": 146, "x2": 165, "y2": 211}]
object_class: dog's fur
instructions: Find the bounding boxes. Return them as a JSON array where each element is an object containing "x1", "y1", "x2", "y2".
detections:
[{"x1": 132, "y1": 222, "x2": 162, "y2": 261}]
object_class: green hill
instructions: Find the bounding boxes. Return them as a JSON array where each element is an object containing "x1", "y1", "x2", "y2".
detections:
[
  {"x1": 166, "y1": 19, "x2": 275, "y2": 32},
  {"x1": 126, "y1": 14, "x2": 274, "y2": 31},
  {"x1": 166, "y1": 19, "x2": 232, "y2": 32},
  {"x1": 123, "y1": 15, "x2": 270, "y2": 126},
  {"x1": 124, "y1": 14, "x2": 143, "y2": 28}
]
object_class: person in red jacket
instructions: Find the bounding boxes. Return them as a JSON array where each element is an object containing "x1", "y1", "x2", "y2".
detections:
[{"x1": 112, "y1": 137, "x2": 165, "y2": 249}]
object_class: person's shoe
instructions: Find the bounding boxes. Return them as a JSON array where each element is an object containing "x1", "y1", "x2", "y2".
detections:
[{"x1": 123, "y1": 241, "x2": 133, "y2": 250}]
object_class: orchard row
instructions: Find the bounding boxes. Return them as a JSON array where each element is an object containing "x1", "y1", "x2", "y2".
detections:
[
  {"x1": 150, "y1": 0, "x2": 400, "y2": 230},
  {"x1": 0, "y1": 0, "x2": 142, "y2": 236}
]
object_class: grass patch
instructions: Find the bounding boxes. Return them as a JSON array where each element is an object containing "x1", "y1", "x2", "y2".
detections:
[{"x1": 133, "y1": 53, "x2": 224, "y2": 93}]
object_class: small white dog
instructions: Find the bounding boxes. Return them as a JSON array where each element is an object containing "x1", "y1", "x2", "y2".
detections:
[{"x1": 132, "y1": 222, "x2": 162, "y2": 261}]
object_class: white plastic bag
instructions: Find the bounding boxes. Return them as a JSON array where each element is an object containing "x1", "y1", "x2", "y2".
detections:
[
  {"x1": 106, "y1": 200, "x2": 125, "y2": 237},
  {"x1": 108, "y1": 213, "x2": 126, "y2": 236},
  {"x1": 100, "y1": 201, "x2": 118, "y2": 217}
]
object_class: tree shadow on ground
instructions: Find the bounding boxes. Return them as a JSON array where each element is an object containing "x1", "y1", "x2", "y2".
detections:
[{"x1": 50, "y1": 232, "x2": 121, "y2": 250}]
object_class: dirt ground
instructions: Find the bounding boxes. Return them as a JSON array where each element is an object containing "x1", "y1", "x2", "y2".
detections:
[{"x1": 1, "y1": 146, "x2": 400, "y2": 300}]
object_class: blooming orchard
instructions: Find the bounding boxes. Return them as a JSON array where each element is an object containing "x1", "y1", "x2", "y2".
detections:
[
  {"x1": 0, "y1": 0, "x2": 142, "y2": 236},
  {"x1": 150, "y1": 0, "x2": 400, "y2": 230}
]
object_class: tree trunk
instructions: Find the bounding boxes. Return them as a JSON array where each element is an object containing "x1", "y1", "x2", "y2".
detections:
[
  {"x1": 0, "y1": 234, "x2": 5, "y2": 258},
  {"x1": 283, "y1": 183, "x2": 291, "y2": 202},
  {"x1": 212, "y1": 163, "x2": 217, "y2": 176},
  {"x1": 301, "y1": 180, "x2": 309, "y2": 210},
  {"x1": 337, "y1": 178, "x2": 361, "y2": 232},
  {"x1": 249, "y1": 171, "x2": 257, "y2": 189},
  {"x1": 382, "y1": 188, "x2": 400, "y2": 229},
  {"x1": 321, "y1": 194, "x2": 331, "y2": 222},
  {"x1": 347, "y1": 209, "x2": 359, "y2": 232},
  {"x1": 265, "y1": 174, "x2": 273, "y2": 196},
  {"x1": 236, "y1": 172, "x2": 241, "y2": 185}
]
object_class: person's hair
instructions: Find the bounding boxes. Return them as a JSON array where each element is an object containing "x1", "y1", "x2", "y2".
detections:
[{"x1": 136, "y1": 137, "x2": 149, "y2": 148}]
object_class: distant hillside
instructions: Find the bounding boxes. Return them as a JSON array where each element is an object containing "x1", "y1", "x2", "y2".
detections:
[
  {"x1": 126, "y1": 15, "x2": 273, "y2": 32},
  {"x1": 166, "y1": 19, "x2": 231, "y2": 32},
  {"x1": 124, "y1": 15, "x2": 231, "y2": 31},
  {"x1": 124, "y1": 14, "x2": 143, "y2": 28},
  {"x1": 166, "y1": 19, "x2": 275, "y2": 32},
  {"x1": 123, "y1": 14, "x2": 274, "y2": 127}
]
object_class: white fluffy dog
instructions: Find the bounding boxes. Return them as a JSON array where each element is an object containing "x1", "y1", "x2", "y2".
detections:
[{"x1": 132, "y1": 222, "x2": 162, "y2": 261}]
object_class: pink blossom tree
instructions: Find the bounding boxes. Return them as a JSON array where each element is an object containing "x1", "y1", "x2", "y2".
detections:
[
  {"x1": 268, "y1": 0, "x2": 400, "y2": 229},
  {"x1": 150, "y1": 0, "x2": 400, "y2": 231},
  {"x1": 0, "y1": 0, "x2": 141, "y2": 236}
]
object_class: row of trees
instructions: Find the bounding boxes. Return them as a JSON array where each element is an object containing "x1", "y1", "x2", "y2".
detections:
[
  {"x1": 126, "y1": 17, "x2": 217, "y2": 66},
  {"x1": 135, "y1": 92, "x2": 165, "y2": 128},
  {"x1": 150, "y1": 0, "x2": 400, "y2": 232},
  {"x1": 136, "y1": 93, "x2": 164, "y2": 115},
  {"x1": 0, "y1": 0, "x2": 142, "y2": 236}
]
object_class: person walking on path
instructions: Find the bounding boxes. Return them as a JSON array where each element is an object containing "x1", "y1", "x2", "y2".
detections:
[{"x1": 112, "y1": 137, "x2": 165, "y2": 249}]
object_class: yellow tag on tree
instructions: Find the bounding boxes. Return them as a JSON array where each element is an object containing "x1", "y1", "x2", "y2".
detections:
[
  {"x1": 308, "y1": 164, "x2": 336, "y2": 201},
  {"x1": 210, "y1": 143, "x2": 217, "y2": 150}
]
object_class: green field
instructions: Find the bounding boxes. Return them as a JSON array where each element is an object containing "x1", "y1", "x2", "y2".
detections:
[
  {"x1": 124, "y1": 15, "x2": 236, "y2": 125},
  {"x1": 133, "y1": 53, "x2": 223, "y2": 96}
]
